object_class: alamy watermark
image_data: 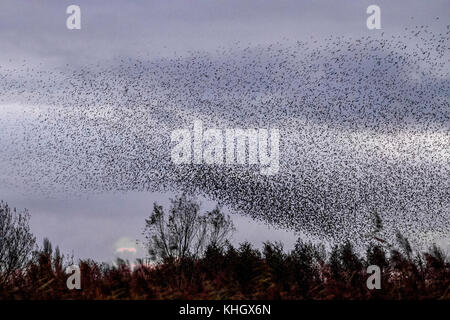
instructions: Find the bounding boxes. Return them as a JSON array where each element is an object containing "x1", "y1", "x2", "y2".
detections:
[
  {"x1": 366, "y1": 265, "x2": 381, "y2": 290},
  {"x1": 65, "y1": 265, "x2": 81, "y2": 290},
  {"x1": 66, "y1": 5, "x2": 81, "y2": 30},
  {"x1": 366, "y1": 5, "x2": 381, "y2": 30},
  {"x1": 65, "y1": 4, "x2": 380, "y2": 31},
  {"x1": 170, "y1": 120, "x2": 280, "y2": 175}
]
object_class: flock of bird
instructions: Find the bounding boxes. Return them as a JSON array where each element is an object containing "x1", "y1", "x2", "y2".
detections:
[{"x1": 0, "y1": 24, "x2": 449, "y2": 246}]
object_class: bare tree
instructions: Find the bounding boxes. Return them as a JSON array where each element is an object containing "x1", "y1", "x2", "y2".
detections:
[
  {"x1": 142, "y1": 194, "x2": 234, "y2": 262},
  {"x1": 0, "y1": 201, "x2": 36, "y2": 285}
]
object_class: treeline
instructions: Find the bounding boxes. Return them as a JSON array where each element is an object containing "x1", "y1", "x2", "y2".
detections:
[
  {"x1": 1, "y1": 237, "x2": 448, "y2": 300},
  {"x1": 0, "y1": 197, "x2": 449, "y2": 300}
]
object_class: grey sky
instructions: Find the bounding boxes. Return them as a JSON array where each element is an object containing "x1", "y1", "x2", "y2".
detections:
[{"x1": 0, "y1": 0, "x2": 448, "y2": 65}]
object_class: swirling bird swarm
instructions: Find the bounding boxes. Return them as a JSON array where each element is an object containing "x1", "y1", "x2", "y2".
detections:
[{"x1": 0, "y1": 25, "x2": 449, "y2": 245}]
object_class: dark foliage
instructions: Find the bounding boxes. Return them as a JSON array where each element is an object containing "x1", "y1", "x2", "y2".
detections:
[
  {"x1": 0, "y1": 200, "x2": 448, "y2": 300},
  {"x1": 0, "y1": 237, "x2": 448, "y2": 300},
  {"x1": 0, "y1": 202, "x2": 36, "y2": 287}
]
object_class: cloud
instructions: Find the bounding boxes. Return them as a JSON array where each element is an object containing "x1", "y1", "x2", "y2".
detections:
[
  {"x1": 0, "y1": 0, "x2": 448, "y2": 66},
  {"x1": 116, "y1": 247, "x2": 137, "y2": 254},
  {"x1": 114, "y1": 237, "x2": 137, "y2": 255}
]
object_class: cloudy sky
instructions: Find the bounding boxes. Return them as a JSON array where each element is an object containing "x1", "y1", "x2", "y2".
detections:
[
  {"x1": 0, "y1": 0, "x2": 447, "y2": 65},
  {"x1": 0, "y1": 1, "x2": 448, "y2": 262}
]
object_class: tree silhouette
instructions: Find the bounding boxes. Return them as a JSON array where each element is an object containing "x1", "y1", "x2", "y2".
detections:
[
  {"x1": 142, "y1": 194, "x2": 234, "y2": 262},
  {"x1": 0, "y1": 201, "x2": 36, "y2": 285}
]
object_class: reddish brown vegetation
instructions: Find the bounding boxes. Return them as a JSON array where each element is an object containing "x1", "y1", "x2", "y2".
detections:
[{"x1": 1, "y1": 239, "x2": 448, "y2": 300}]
